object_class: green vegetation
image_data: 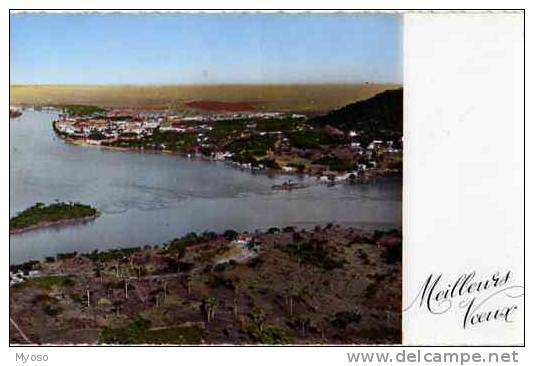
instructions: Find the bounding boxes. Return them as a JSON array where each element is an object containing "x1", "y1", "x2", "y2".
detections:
[
  {"x1": 204, "y1": 119, "x2": 245, "y2": 148},
  {"x1": 60, "y1": 105, "x2": 106, "y2": 117},
  {"x1": 206, "y1": 274, "x2": 235, "y2": 289},
  {"x1": 57, "y1": 252, "x2": 78, "y2": 260},
  {"x1": 256, "y1": 117, "x2": 300, "y2": 132},
  {"x1": 88, "y1": 131, "x2": 106, "y2": 140},
  {"x1": 281, "y1": 239, "x2": 344, "y2": 270},
  {"x1": 42, "y1": 303, "x2": 63, "y2": 316},
  {"x1": 222, "y1": 229, "x2": 239, "y2": 241},
  {"x1": 10, "y1": 202, "x2": 98, "y2": 231},
  {"x1": 81, "y1": 247, "x2": 141, "y2": 262},
  {"x1": 258, "y1": 158, "x2": 280, "y2": 169},
  {"x1": 12, "y1": 275, "x2": 76, "y2": 291},
  {"x1": 210, "y1": 119, "x2": 247, "y2": 134},
  {"x1": 98, "y1": 317, "x2": 150, "y2": 344},
  {"x1": 247, "y1": 324, "x2": 293, "y2": 344},
  {"x1": 9, "y1": 260, "x2": 40, "y2": 273},
  {"x1": 382, "y1": 243, "x2": 402, "y2": 264},
  {"x1": 169, "y1": 260, "x2": 195, "y2": 273},
  {"x1": 311, "y1": 88, "x2": 403, "y2": 141},
  {"x1": 247, "y1": 307, "x2": 293, "y2": 344},
  {"x1": 165, "y1": 232, "x2": 217, "y2": 254},
  {"x1": 105, "y1": 129, "x2": 197, "y2": 151},
  {"x1": 312, "y1": 156, "x2": 354, "y2": 172},
  {"x1": 142, "y1": 325, "x2": 203, "y2": 344},
  {"x1": 226, "y1": 134, "x2": 277, "y2": 158},
  {"x1": 287, "y1": 130, "x2": 338, "y2": 149},
  {"x1": 69, "y1": 293, "x2": 84, "y2": 304},
  {"x1": 10, "y1": 226, "x2": 402, "y2": 345},
  {"x1": 98, "y1": 317, "x2": 203, "y2": 344},
  {"x1": 49, "y1": 89, "x2": 402, "y2": 180},
  {"x1": 330, "y1": 310, "x2": 362, "y2": 329}
]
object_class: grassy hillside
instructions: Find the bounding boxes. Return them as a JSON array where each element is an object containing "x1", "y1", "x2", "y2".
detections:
[{"x1": 10, "y1": 226, "x2": 401, "y2": 345}]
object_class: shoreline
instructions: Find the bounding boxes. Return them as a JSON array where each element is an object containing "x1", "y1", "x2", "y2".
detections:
[
  {"x1": 59, "y1": 137, "x2": 316, "y2": 179},
  {"x1": 9, "y1": 212, "x2": 101, "y2": 235},
  {"x1": 10, "y1": 224, "x2": 402, "y2": 345},
  {"x1": 10, "y1": 222, "x2": 401, "y2": 266},
  {"x1": 57, "y1": 135, "x2": 401, "y2": 184}
]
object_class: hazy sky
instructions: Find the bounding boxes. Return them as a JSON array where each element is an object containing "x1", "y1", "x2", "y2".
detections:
[{"x1": 10, "y1": 13, "x2": 402, "y2": 85}]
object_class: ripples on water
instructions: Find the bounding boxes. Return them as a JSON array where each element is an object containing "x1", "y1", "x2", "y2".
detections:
[{"x1": 10, "y1": 111, "x2": 401, "y2": 263}]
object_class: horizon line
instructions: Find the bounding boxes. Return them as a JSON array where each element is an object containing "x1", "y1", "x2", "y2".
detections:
[{"x1": 10, "y1": 82, "x2": 403, "y2": 87}]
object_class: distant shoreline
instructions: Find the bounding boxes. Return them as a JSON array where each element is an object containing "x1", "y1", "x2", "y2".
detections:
[
  {"x1": 61, "y1": 137, "x2": 308, "y2": 178},
  {"x1": 9, "y1": 83, "x2": 400, "y2": 112},
  {"x1": 59, "y1": 137, "x2": 401, "y2": 184}
]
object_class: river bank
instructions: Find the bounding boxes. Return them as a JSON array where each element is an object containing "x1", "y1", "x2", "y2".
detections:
[
  {"x1": 11, "y1": 110, "x2": 401, "y2": 265},
  {"x1": 50, "y1": 89, "x2": 402, "y2": 185},
  {"x1": 10, "y1": 224, "x2": 401, "y2": 345},
  {"x1": 58, "y1": 133, "x2": 401, "y2": 186}
]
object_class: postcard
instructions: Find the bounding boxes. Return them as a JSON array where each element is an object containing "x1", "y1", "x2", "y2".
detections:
[{"x1": 7, "y1": 9, "x2": 524, "y2": 351}]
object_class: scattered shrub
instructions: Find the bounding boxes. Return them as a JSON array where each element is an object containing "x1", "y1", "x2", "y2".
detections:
[{"x1": 330, "y1": 310, "x2": 362, "y2": 329}]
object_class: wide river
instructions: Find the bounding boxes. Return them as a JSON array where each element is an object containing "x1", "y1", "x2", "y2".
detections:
[{"x1": 10, "y1": 111, "x2": 401, "y2": 264}]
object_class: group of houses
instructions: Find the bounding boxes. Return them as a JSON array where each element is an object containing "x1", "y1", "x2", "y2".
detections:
[
  {"x1": 9, "y1": 269, "x2": 40, "y2": 287},
  {"x1": 53, "y1": 109, "x2": 303, "y2": 145},
  {"x1": 54, "y1": 113, "x2": 162, "y2": 141}
]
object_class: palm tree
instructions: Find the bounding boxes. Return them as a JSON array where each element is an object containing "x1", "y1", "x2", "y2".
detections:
[
  {"x1": 288, "y1": 292, "x2": 295, "y2": 316},
  {"x1": 233, "y1": 280, "x2": 241, "y2": 320},
  {"x1": 184, "y1": 275, "x2": 192, "y2": 297},
  {"x1": 205, "y1": 296, "x2": 219, "y2": 323},
  {"x1": 233, "y1": 290, "x2": 240, "y2": 321},
  {"x1": 85, "y1": 287, "x2": 91, "y2": 308},
  {"x1": 284, "y1": 287, "x2": 299, "y2": 316},
  {"x1": 249, "y1": 307, "x2": 266, "y2": 333},
  {"x1": 124, "y1": 279, "x2": 129, "y2": 299},
  {"x1": 297, "y1": 316, "x2": 310, "y2": 337},
  {"x1": 113, "y1": 299, "x2": 123, "y2": 316},
  {"x1": 162, "y1": 280, "x2": 168, "y2": 303}
]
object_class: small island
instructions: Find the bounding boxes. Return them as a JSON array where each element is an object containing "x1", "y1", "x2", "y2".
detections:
[{"x1": 10, "y1": 202, "x2": 99, "y2": 234}]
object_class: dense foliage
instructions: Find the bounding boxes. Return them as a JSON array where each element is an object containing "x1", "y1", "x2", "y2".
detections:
[
  {"x1": 382, "y1": 243, "x2": 402, "y2": 264},
  {"x1": 105, "y1": 129, "x2": 197, "y2": 151},
  {"x1": 60, "y1": 105, "x2": 106, "y2": 117},
  {"x1": 98, "y1": 317, "x2": 203, "y2": 344},
  {"x1": 11, "y1": 275, "x2": 76, "y2": 291},
  {"x1": 255, "y1": 117, "x2": 300, "y2": 132},
  {"x1": 287, "y1": 130, "x2": 338, "y2": 150},
  {"x1": 281, "y1": 239, "x2": 344, "y2": 271},
  {"x1": 10, "y1": 202, "x2": 98, "y2": 230},
  {"x1": 247, "y1": 307, "x2": 293, "y2": 344},
  {"x1": 310, "y1": 88, "x2": 403, "y2": 140},
  {"x1": 165, "y1": 231, "x2": 218, "y2": 254},
  {"x1": 226, "y1": 134, "x2": 277, "y2": 157},
  {"x1": 81, "y1": 247, "x2": 141, "y2": 262},
  {"x1": 312, "y1": 156, "x2": 354, "y2": 172},
  {"x1": 330, "y1": 310, "x2": 362, "y2": 329}
]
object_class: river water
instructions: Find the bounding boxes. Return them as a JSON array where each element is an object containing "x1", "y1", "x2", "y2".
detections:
[{"x1": 10, "y1": 111, "x2": 401, "y2": 264}]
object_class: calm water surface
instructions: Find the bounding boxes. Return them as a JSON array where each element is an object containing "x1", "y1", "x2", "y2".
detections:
[{"x1": 10, "y1": 111, "x2": 401, "y2": 264}]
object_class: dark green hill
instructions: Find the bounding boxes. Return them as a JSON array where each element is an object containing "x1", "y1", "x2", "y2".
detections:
[{"x1": 310, "y1": 88, "x2": 403, "y2": 142}]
